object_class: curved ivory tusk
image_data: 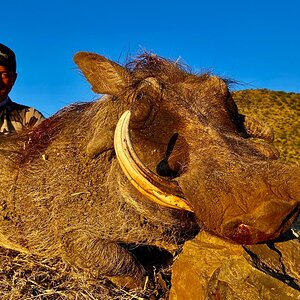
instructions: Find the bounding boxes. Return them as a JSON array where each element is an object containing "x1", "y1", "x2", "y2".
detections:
[{"x1": 114, "y1": 110, "x2": 194, "y2": 212}]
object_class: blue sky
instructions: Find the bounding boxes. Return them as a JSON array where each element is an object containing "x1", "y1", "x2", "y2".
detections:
[{"x1": 2, "y1": 0, "x2": 300, "y2": 117}]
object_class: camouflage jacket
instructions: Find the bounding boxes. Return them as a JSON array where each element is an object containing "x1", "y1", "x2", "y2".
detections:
[{"x1": 0, "y1": 98, "x2": 45, "y2": 134}]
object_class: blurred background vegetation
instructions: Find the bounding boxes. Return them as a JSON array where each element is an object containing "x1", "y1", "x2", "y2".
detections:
[{"x1": 233, "y1": 89, "x2": 299, "y2": 164}]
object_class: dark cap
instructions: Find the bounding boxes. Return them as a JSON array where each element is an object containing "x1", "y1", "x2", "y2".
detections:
[{"x1": 0, "y1": 43, "x2": 16, "y2": 72}]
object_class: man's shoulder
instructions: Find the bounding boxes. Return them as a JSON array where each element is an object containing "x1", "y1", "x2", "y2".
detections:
[
  {"x1": 0, "y1": 98, "x2": 45, "y2": 133},
  {"x1": 7, "y1": 99, "x2": 31, "y2": 111},
  {"x1": 7, "y1": 98, "x2": 45, "y2": 122}
]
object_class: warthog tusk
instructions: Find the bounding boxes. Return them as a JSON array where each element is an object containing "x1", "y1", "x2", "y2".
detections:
[{"x1": 114, "y1": 110, "x2": 193, "y2": 212}]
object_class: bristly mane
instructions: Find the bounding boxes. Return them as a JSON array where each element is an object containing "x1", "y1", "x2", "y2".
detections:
[
  {"x1": 125, "y1": 53, "x2": 237, "y2": 89},
  {"x1": 125, "y1": 53, "x2": 197, "y2": 85}
]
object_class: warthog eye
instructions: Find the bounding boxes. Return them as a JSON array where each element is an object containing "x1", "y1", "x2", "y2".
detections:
[
  {"x1": 136, "y1": 92, "x2": 144, "y2": 100},
  {"x1": 156, "y1": 133, "x2": 180, "y2": 179}
]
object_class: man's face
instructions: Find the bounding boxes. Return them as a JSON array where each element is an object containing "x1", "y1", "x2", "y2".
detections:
[{"x1": 0, "y1": 65, "x2": 17, "y2": 102}]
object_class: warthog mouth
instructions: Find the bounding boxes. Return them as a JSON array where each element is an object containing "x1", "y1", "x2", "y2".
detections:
[
  {"x1": 114, "y1": 110, "x2": 193, "y2": 211},
  {"x1": 223, "y1": 203, "x2": 300, "y2": 244}
]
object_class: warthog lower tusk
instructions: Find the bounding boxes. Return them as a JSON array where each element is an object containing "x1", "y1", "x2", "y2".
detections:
[{"x1": 114, "y1": 110, "x2": 193, "y2": 212}]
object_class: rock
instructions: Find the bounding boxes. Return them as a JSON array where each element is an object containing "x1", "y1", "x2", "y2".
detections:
[{"x1": 170, "y1": 230, "x2": 300, "y2": 300}]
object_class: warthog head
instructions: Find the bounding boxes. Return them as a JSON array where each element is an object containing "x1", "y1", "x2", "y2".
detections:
[{"x1": 75, "y1": 52, "x2": 300, "y2": 245}]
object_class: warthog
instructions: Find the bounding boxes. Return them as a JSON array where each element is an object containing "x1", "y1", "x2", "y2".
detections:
[{"x1": 0, "y1": 52, "x2": 299, "y2": 286}]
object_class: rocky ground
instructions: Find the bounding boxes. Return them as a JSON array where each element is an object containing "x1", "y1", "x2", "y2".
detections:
[{"x1": 170, "y1": 230, "x2": 300, "y2": 300}]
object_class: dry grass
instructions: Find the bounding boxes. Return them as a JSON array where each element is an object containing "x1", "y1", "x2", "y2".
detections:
[{"x1": 0, "y1": 247, "x2": 171, "y2": 299}]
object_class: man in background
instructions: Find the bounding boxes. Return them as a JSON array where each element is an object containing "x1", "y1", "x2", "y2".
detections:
[{"x1": 0, "y1": 43, "x2": 45, "y2": 134}]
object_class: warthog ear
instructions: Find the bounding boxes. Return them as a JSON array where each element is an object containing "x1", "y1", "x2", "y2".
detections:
[{"x1": 74, "y1": 52, "x2": 130, "y2": 95}]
